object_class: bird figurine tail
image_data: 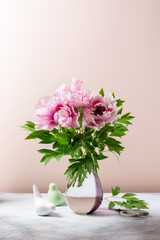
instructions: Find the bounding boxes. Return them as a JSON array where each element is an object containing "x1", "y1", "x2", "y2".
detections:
[{"x1": 33, "y1": 184, "x2": 41, "y2": 198}]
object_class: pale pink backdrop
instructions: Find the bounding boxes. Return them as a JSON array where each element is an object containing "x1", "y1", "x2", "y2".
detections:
[{"x1": 0, "y1": 0, "x2": 160, "y2": 193}]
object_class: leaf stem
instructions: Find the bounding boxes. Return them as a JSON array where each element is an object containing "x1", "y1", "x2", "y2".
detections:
[{"x1": 105, "y1": 196, "x2": 122, "y2": 200}]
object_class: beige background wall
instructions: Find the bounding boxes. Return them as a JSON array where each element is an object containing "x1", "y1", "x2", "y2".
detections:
[{"x1": 0, "y1": 0, "x2": 160, "y2": 193}]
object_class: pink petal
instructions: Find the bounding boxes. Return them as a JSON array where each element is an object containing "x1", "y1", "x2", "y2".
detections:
[{"x1": 71, "y1": 78, "x2": 83, "y2": 91}]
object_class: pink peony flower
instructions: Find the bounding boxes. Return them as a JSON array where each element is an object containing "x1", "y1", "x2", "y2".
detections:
[
  {"x1": 35, "y1": 79, "x2": 117, "y2": 131},
  {"x1": 54, "y1": 105, "x2": 80, "y2": 128},
  {"x1": 35, "y1": 96, "x2": 58, "y2": 130},
  {"x1": 35, "y1": 96, "x2": 80, "y2": 130},
  {"x1": 82, "y1": 92, "x2": 117, "y2": 130},
  {"x1": 54, "y1": 78, "x2": 90, "y2": 108}
]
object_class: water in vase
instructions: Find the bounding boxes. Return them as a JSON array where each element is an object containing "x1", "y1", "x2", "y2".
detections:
[{"x1": 65, "y1": 171, "x2": 103, "y2": 214}]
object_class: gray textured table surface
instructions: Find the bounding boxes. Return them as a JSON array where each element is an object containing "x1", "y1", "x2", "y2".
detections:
[{"x1": 0, "y1": 193, "x2": 160, "y2": 240}]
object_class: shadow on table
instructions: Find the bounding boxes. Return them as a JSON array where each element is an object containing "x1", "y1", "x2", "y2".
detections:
[
  {"x1": 91, "y1": 209, "x2": 151, "y2": 220},
  {"x1": 0, "y1": 199, "x2": 7, "y2": 203},
  {"x1": 0, "y1": 199, "x2": 16, "y2": 203},
  {"x1": 48, "y1": 212, "x2": 61, "y2": 218},
  {"x1": 91, "y1": 209, "x2": 120, "y2": 217}
]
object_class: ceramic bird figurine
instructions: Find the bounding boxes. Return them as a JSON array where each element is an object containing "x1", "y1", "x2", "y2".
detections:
[
  {"x1": 47, "y1": 183, "x2": 66, "y2": 206},
  {"x1": 33, "y1": 184, "x2": 56, "y2": 216}
]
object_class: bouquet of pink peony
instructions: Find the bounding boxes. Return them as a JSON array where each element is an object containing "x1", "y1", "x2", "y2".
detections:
[{"x1": 22, "y1": 79, "x2": 134, "y2": 187}]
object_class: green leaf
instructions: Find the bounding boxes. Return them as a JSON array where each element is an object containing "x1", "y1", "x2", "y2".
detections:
[
  {"x1": 113, "y1": 122, "x2": 128, "y2": 130},
  {"x1": 110, "y1": 123, "x2": 128, "y2": 138},
  {"x1": 51, "y1": 132, "x2": 69, "y2": 145},
  {"x1": 99, "y1": 144, "x2": 105, "y2": 151},
  {"x1": 112, "y1": 92, "x2": 115, "y2": 98},
  {"x1": 121, "y1": 113, "x2": 134, "y2": 120},
  {"x1": 99, "y1": 88, "x2": 104, "y2": 97},
  {"x1": 124, "y1": 198, "x2": 149, "y2": 209},
  {"x1": 21, "y1": 125, "x2": 35, "y2": 132},
  {"x1": 40, "y1": 155, "x2": 54, "y2": 164},
  {"x1": 117, "y1": 107, "x2": 123, "y2": 115},
  {"x1": 110, "y1": 129, "x2": 126, "y2": 138},
  {"x1": 38, "y1": 149, "x2": 55, "y2": 154},
  {"x1": 114, "y1": 201, "x2": 123, "y2": 206},
  {"x1": 77, "y1": 148, "x2": 83, "y2": 156},
  {"x1": 95, "y1": 123, "x2": 113, "y2": 141},
  {"x1": 108, "y1": 201, "x2": 115, "y2": 209},
  {"x1": 92, "y1": 139, "x2": 99, "y2": 147},
  {"x1": 85, "y1": 161, "x2": 94, "y2": 174},
  {"x1": 25, "y1": 130, "x2": 51, "y2": 140},
  {"x1": 117, "y1": 112, "x2": 135, "y2": 125},
  {"x1": 65, "y1": 162, "x2": 87, "y2": 188},
  {"x1": 39, "y1": 138, "x2": 56, "y2": 144},
  {"x1": 39, "y1": 148, "x2": 64, "y2": 163},
  {"x1": 55, "y1": 154, "x2": 64, "y2": 162},
  {"x1": 97, "y1": 153, "x2": 108, "y2": 160},
  {"x1": 52, "y1": 142, "x2": 60, "y2": 149},
  {"x1": 116, "y1": 99, "x2": 125, "y2": 107},
  {"x1": 26, "y1": 121, "x2": 36, "y2": 128},
  {"x1": 111, "y1": 186, "x2": 121, "y2": 196},
  {"x1": 45, "y1": 155, "x2": 54, "y2": 165},
  {"x1": 21, "y1": 121, "x2": 35, "y2": 133},
  {"x1": 105, "y1": 137, "x2": 124, "y2": 155},
  {"x1": 78, "y1": 112, "x2": 83, "y2": 128},
  {"x1": 122, "y1": 193, "x2": 136, "y2": 199}
]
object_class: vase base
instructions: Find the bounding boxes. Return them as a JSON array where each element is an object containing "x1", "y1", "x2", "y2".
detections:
[{"x1": 66, "y1": 196, "x2": 102, "y2": 214}]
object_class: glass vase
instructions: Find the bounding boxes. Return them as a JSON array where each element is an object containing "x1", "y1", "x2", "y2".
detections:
[{"x1": 65, "y1": 171, "x2": 103, "y2": 214}]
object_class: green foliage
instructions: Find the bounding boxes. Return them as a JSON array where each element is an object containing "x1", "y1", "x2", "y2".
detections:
[
  {"x1": 106, "y1": 186, "x2": 148, "y2": 210},
  {"x1": 108, "y1": 201, "x2": 115, "y2": 209},
  {"x1": 99, "y1": 88, "x2": 104, "y2": 97},
  {"x1": 112, "y1": 92, "x2": 115, "y2": 98},
  {"x1": 116, "y1": 99, "x2": 125, "y2": 107},
  {"x1": 121, "y1": 193, "x2": 136, "y2": 199},
  {"x1": 78, "y1": 112, "x2": 83, "y2": 128},
  {"x1": 21, "y1": 95, "x2": 134, "y2": 188},
  {"x1": 20, "y1": 121, "x2": 35, "y2": 132},
  {"x1": 111, "y1": 186, "x2": 121, "y2": 196},
  {"x1": 117, "y1": 112, "x2": 134, "y2": 125},
  {"x1": 117, "y1": 107, "x2": 123, "y2": 115}
]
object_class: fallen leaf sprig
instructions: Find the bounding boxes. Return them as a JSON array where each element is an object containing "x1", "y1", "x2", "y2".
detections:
[{"x1": 104, "y1": 186, "x2": 148, "y2": 209}]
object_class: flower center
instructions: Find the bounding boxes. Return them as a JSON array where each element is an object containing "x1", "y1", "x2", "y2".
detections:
[{"x1": 94, "y1": 106, "x2": 106, "y2": 116}]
